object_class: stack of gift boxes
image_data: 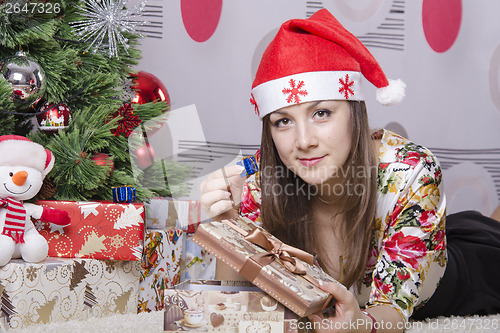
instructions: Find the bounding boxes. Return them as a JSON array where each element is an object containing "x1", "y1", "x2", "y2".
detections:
[
  {"x1": 0, "y1": 188, "x2": 144, "y2": 330},
  {"x1": 162, "y1": 216, "x2": 337, "y2": 332},
  {"x1": 0, "y1": 186, "x2": 213, "y2": 330},
  {"x1": 138, "y1": 197, "x2": 215, "y2": 313},
  {"x1": 1, "y1": 155, "x2": 333, "y2": 331}
]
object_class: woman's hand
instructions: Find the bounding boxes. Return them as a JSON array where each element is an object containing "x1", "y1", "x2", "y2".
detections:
[
  {"x1": 200, "y1": 164, "x2": 245, "y2": 221},
  {"x1": 308, "y1": 281, "x2": 370, "y2": 333}
]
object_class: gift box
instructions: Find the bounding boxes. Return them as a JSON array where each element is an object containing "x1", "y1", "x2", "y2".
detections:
[
  {"x1": 0, "y1": 258, "x2": 140, "y2": 330},
  {"x1": 138, "y1": 229, "x2": 184, "y2": 313},
  {"x1": 191, "y1": 217, "x2": 337, "y2": 317},
  {"x1": 163, "y1": 280, "x2": 300, "y2": 332},
  {"x1": 35, "y1": 200, "x2": 145, "y2": 261},
  {"x1": 112, "y1": 186, "x2": 136, "y2": 203},
  {"x1": 144, "y1": 198, "x2": 201, "y2": 233},
  {"x1": 180, "y1": 234, "x2": 216, "y2": 282}
]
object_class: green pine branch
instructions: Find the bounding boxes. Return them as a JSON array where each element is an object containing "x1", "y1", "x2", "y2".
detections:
[{"x1": 0, "y1": 0, "x2": 191, "y2": 201}]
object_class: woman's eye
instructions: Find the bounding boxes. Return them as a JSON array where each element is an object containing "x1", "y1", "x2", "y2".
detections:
[
  {"x1": 274, "y1": 118, "x2": 290, "y2": 127},
  {"x1": 314, "y1": 109, "x2": 331, "y2": 118}
]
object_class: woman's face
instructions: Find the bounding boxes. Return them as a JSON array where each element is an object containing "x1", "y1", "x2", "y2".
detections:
[{"x1": 269, "y1": 100, "x2": 352, "y2": 185}]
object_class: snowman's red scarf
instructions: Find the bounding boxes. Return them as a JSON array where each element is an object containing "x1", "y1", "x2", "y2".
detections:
[{"x1": 1, "y1": 198, "x2": 26, "y2": 243}]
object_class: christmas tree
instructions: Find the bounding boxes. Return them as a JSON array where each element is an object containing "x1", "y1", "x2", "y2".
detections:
[{"x1": 0, "y1": 0, "x2": 190, "y2": 201}]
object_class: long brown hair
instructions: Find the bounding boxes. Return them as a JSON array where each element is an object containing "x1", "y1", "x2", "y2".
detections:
[{"x1": 259, "y1": 100, "x2": 377, "y2": 289}]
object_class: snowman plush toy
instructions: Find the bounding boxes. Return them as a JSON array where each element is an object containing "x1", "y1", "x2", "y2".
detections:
[{"x1": 0, "y1": 135, "x2": 70, "y2": 266}]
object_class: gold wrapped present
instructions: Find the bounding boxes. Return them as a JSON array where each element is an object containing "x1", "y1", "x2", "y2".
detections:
[{"x1": 192, "y1": 217, "x2": 337, "y2": 317}]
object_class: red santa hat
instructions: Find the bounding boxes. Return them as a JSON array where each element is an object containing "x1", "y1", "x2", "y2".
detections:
[
  {"x1": 0, "y1": 135, "x2": 54, "y2": 178},
  {"x1": 250, "y1": 9, "x2": 405, "y2": 118}
]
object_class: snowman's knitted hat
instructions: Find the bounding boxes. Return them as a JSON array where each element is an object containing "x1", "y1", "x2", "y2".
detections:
[
  {"x1": 250, "y1": 9, "x2": 405, "y2": 118},
  {"x1": 0, "y1": 135, "x2": 54, "y2": 178}
]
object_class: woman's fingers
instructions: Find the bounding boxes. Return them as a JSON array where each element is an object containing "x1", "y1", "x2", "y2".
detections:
[
  {"x1": 200, "y1": 189, "x2": 231, "y2": 217},
  {"x1": 224, "y1": 164, "x2": 246, "y2": 179},
  {"x1": 201, "y1": 165, "x2": 244, "y2": 193},
  {"x1": 318, "y1": 280, "x2": 351, "y2": 304},
  {"x1": 307, "y1": 281, "x2": 361, "y2": 332},
  {"x1": 199, "y1": 165, "x2": 245, "y2": 219},
  {"x1": 200, "y1": 175, "x2": 230, "y2": 194}
]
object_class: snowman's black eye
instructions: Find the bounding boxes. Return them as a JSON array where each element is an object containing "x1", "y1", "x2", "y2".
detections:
[{"x1": 9, "y1": 172, "x2": 13, "y2": 177}]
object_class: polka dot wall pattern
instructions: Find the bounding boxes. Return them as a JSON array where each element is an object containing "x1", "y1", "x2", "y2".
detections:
[
  {"x1": 422, "y1": 0, "x2": 462, "y2": 53},
  {"x1": 135, "y1": 0, "x2": 500, "y2": 215},
  {"x1": 420, "y1": 0, "x2": 500, "y2": 213},
  {"x1": 332, "y1": 0, "x2": 384, "y2": 22},
  {"x1": 340, "y1": 0, "x2": 407, "y2": 51},
  {"x1": 181, "y1": 0, "x2": 223, "y2": 42},
  {"x1": 427, "y1": 146, "x2": 500, "y2": 215},
  {"x1": 445, "y1": 166, "x2": 496, "y2": 216}
]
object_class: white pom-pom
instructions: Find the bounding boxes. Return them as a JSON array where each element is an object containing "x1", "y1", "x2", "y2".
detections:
[{"x1": 376, "y1": 79, "x2": 406, "y2": 106}]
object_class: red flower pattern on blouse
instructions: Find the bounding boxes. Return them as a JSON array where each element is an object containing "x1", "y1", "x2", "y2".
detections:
[
  {"x1": 397, "y1": 270, "x2": 411, "y2": 281},
  {"x1": 240, "y1": 181, "x2": 260, "y2": 222},
  {"x1": 374, "y1": 278, "x2": 394, "y2": 294},
  {"x1": 420, "y1": 210, "x2": 437, "y2": 231},
  {"x1": 401, "y1": 151, "x2": 422, "y2": 166},
  {"x1": 385, "y1": 232, "x2": 427, "y2": 270},
  {"x1": 432, "y1": 229, "x2": 446, "y2": 251}
]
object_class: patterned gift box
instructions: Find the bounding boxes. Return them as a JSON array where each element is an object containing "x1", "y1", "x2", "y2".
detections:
[
  {"x1": 163, "y1": 280, "x2": 300, "y2": 332},
  {"x1": 138, "y1": 229, "x2": 184, "y2": 313},
  {"x1": 192, "y1": 217, "x2": 338, "y2": 317},
  {"x1": 0, "y1": 258, "x2": 140, "y2": 330},
  {"x1": 144, "y1": 198, "x2": 201, "y2": 233},
  {"x1": 180, "y1": 234, "x2": 216, "y2": 282},
  {"x1": 35, "y1": 200, "x2": 145, "y2": 261}
]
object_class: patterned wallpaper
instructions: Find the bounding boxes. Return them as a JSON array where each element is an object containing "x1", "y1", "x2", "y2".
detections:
[{"x1": 133, "y1": 0, "x2": 500, "y2": 215}]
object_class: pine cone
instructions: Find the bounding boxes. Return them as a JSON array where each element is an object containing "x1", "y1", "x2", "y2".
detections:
[{"x1": 39, "y1": 178, "x2": 57, "y2": 199}]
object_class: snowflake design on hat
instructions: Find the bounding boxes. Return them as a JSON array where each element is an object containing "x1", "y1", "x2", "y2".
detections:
[
  {"x1": 339, "y1": 74, "x2": 355, "y2": 99},
  {"x1": 250, "y1": 93, "x2": 259, "y2": 116},
  {"x1": 282, "y1": 79, "x2": 307, "y2": 104}
]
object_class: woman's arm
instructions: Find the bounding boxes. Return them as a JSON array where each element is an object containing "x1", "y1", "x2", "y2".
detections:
[
  {"x1": 367, "y1": 150, "x2": 446, "y2": 323},
  {"x1": 364, "y1": 305, "x2": 405, "y2": 333}
]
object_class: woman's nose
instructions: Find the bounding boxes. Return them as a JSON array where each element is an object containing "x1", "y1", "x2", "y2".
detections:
[{"x1": 296, "y1": 122, "x2": 318, "y2": 149}]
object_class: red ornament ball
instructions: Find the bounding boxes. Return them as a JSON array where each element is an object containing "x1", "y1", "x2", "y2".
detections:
[
  {"x1": 130, "y1": 71, "x2": 170, "y2": 106},
  {"x1": 91, "y1": 153, "x2": 114, "y2": 175},
  {"x1": 134, "y1": 143, "x2": 155, "y2": 169},
  {"x1": 36, "y1": 102, "x2": 73, "y2": 133}
]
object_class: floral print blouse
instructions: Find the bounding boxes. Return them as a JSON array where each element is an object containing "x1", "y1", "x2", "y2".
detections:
[{"x1": 238, "y1": 129, "x2": 447, "y2": 322}]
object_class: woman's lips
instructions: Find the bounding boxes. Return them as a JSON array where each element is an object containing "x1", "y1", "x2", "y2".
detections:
[{"x1": 299, "y1": 156, "x2": 325, "y2": 166}]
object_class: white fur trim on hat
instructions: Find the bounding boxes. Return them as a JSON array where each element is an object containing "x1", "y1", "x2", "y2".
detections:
[
  {"x1": 0, "y1": 135, "x2": 55, "y2": 178},
  {"x1": 376, "y1": 79, "x2": 406, "y2": 106},
  {"x1": 251, "y1": 71, "x2": 364, "y2": 118}
]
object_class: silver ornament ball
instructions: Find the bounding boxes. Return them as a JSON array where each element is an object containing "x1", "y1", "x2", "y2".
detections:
[{"x1": 0, "y1": 51, "x2": 46, "y2": 111}]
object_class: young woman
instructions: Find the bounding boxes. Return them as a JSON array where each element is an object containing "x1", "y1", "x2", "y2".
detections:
[{"x1": 200, "y1": 9, "x2": 500, "y2": 332}]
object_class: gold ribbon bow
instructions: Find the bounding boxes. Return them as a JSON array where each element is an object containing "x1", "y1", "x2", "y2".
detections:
[{"x1": 223, "y1": 220, "x2": 315, "y2": 284}]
